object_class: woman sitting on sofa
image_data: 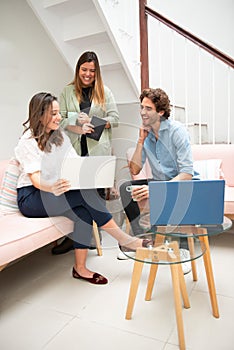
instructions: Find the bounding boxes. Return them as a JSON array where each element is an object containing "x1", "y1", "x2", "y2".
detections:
[{"x1": 14, "y1": 92, "x2": 151, "y2": 285}]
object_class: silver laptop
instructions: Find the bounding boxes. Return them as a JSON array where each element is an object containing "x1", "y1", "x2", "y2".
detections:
[
  {"x1": 149, "y1": 180, "x2": 225, "y2": 225},
  {"x1": 61, "y1": 156, "x2": 116, "y2": 189}
]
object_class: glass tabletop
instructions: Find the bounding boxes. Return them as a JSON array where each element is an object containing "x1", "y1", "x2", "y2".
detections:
[
  {"x1": 122, "y1": 214, "x2": 232, "y2": 264},
  {"x1": 123, "y1": 234, "x2": 206, "y2": 265},
  {"x1": 139, "y1": 213, "x2": 232, "y2": 238}
]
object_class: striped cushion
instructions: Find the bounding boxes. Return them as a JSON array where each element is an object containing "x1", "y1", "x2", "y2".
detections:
[{"x1": 0, "y1": 158, "x2": 20, "y2": 214}]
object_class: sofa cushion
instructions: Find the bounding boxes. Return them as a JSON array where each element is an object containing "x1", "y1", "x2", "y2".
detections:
[
  {"x1": 224, "y1": 186, "x2": 234, "y2": 215},
  {"x1": 193, "y1": 159, "x2": 223, "y2": 180},
  {"x1": 192, "y1": 144, "x2": 234, "y2": 187},
  {"x1": 0, "y1": 160, "x2": 10, "y2": 185},
  {"x1": 0, "y1": 158, "x2": 20, "y2": 214},
  {"x1": 0, "y1": 212, "x2": 73, "y2": 266}
]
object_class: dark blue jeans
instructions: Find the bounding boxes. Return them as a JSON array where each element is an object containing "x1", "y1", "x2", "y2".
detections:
[{"x1": 17, "y1": 186, "x2": 112, "y2": 249}]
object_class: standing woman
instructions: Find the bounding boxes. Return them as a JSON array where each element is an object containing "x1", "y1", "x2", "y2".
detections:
[
  {"x1": 53, "y1": 51, "x2": 119, "y2": 254},
  {"x1": 60, "y1": 51, "x2": 119, "y2": 157},
  {"x1": 15, "y1": 92, "x2": 149, "y2": 285}
]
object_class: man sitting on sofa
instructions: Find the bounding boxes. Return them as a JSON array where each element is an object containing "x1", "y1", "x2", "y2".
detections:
[{"x1": 119, "y1": 88, "x2": 195, "y2": 274}]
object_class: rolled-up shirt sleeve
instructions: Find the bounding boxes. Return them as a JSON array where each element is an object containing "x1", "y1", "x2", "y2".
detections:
[{"x1": 173, "y1": 126, "x2": 194, "y2": 175}]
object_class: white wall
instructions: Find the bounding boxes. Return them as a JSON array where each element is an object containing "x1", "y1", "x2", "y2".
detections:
[
  {"x1": 148, "y1": 0, "x2": 234, "y2": 58},
  {"x1": 0, "y1": 0, "x2": 73, "y2": 160}
]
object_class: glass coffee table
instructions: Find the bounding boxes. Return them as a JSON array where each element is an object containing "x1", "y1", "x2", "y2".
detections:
[{"x1": 124, "y1": 214, "x2": 232, "y2": 350}]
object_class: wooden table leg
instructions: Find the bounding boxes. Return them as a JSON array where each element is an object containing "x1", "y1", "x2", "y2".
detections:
[
  {"x1": 92, "y1": 221, "x2": 102, "y2": 256},
  {"x1": 125, "y1": 257, "x2": 144, "y2": 320},
  {"x1": 187, "y1": 236, "x2": 198, "y2": 281},
  {"x1": 0, "y1": 263, "x2": 8, "y2": 272},
  {"x1": 145, "y1": 264, "x2": 159, "y2": 301},
  {"x1": 126, "y1": 242, "x2": 189, "y2": 350},
  {"x1": 169, "y1": 241, "x2": 190, "y2": 309},
  {"x1": 178, "y1": 262, "x2": 190, "y2": 309},
  {"x1": 145, "y1": 234, "x2": 164, "y2": 301},
  {"x1": 199, "y1": 234, "x2": 219, "y2": 318},
  {"x1": 170, "y1": 263, "x2": 186, "y2": 350}
]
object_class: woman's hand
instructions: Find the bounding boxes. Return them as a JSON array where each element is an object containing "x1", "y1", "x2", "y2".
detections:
[
  {"x1": 81, "y1": 122, "x2": 94, "y2": 135},
  {"x1": 132, "y1": 185, "x2": 149, "y2": 201},
  {"x1": 29, "y1": 172, "x2": 71, "y2": 195},
  {"x1": 105, "y1": 121, "x2": 111, "y2": 129},
  {"x1": 51, "y1": 179, "x2": 71, "y2": 196},
  {"x1": 77, "y1": 112, "x2": 90, "y2": 125}
]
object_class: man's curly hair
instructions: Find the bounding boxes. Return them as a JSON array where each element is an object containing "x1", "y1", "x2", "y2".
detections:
[{"x1": 140, "y1": 88, "x2": 171, "y2": 119}]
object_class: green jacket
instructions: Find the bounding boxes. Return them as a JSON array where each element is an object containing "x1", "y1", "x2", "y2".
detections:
[{"x1": 59, "y1": 84, "x2": 119, "y2": 156}]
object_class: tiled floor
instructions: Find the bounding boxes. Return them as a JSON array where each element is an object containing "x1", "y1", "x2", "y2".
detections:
[{"x1": 1, "y1": 228, "x2": 234, "y2": 350}]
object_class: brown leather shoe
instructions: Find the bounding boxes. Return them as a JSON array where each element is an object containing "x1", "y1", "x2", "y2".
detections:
[
  {"x1": 72, "y1": 267, "x2": 108, "y2": 285},
  {"x1": 142, "y1": 238, "x2": 153, "y2": 248},
  {"x1": 119, "y1": 238, "x2": 153, "y2": 253}
]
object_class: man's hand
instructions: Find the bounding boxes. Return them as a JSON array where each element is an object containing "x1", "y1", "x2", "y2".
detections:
[
  {"x1": 132, "y1": 185, "x2": 149, "y2": 201},
  {"x1": 138, "y1": 126, "x2": 150, "y2": 144}
]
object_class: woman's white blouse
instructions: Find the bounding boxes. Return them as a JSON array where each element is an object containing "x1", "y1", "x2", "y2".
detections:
[{"x1": 15, "y1": 129, "x2": 78, "y2": 188}]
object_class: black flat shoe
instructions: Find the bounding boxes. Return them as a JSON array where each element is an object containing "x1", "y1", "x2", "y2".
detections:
[
  {"x1": 72, "y1": 267, "x2": 108, "y2": 285},
  {"x1": 51, "y1": 237, "x2": 74, "y2": 255},
  {"x1": 89, "y1": 246, "x2": 97, "y2": 250}
]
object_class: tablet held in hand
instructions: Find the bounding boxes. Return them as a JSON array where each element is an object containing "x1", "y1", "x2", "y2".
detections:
[{"x1": 86, "y1": 116, "x2": 107, "y2": 141}]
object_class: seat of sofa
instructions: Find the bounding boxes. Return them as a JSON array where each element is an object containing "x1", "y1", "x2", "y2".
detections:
[
  {"x1": 224, "y1": 186, "x2": 234, "y2": 215},
  {"x1": 0, "y1": 212, "x2": 73, "y2": 266}
]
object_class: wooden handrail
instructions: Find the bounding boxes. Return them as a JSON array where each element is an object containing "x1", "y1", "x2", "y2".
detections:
[
  {"x1": 139, "y1": 0, "x2": 149, "y2": 89},
  {"x1": 139, "y1": 0, "x2": 234, "y2": 88}
]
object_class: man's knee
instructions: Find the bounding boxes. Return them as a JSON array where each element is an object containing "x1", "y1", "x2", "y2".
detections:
[{"x1": 119, "y1": 180, "x2": 132, "y2": 197}]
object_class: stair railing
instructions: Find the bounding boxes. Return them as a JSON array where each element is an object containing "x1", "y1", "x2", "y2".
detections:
[{"x1": 139, "y1": 0, "x2": 234, "y2": 144}]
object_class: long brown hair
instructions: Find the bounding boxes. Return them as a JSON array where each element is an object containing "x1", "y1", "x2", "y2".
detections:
[
  {"x1": 23, "y1": 92, "x2": 63, "y2": 152},
  {"x1": 71, "y1": 51, "x2": 105, "y2": 108}
]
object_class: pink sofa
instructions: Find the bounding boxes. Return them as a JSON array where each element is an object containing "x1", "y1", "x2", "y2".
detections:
[
  {"x1": 0, "y1": 159, "x2": 73, "y2": 271},
  {"x1": 126, "y1": 144, "x2": 234, "y2": 221},
  {"x1": 192, "y1": 144, "x2": 234, "y2": 220}
]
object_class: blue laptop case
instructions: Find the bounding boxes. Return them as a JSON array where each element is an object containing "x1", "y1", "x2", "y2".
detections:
[{"x1": 149, "y1": 180, "x2": 225, "y2": 225}]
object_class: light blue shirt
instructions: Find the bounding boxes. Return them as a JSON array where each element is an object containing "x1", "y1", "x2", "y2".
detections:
[{"x1": 142, "y1": 118, "x2": 194, "y2": 180}]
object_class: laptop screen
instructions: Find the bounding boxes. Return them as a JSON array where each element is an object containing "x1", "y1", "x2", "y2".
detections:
[
  {"x1": 149, "y1": 180, "x2": 225, "y2": 225},
  {"x1": 60, "y1": 156, "x2": 116, "y2": 189}
]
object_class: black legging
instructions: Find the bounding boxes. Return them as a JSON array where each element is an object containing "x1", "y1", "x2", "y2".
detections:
[
  {"x1": 120, "y1": 178, "x2": 150, "y2": 236},
  {"x1": 120, "y1": 179, "x2": 188, "y2": 249}
]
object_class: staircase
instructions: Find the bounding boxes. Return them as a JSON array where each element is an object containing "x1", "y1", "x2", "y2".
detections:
[
  {"x1": 27, "y1": 0, "x2": 234, "y2": 146},
  {"x1": 27, "y1": 1, "x2": 139, "y2": 103}
]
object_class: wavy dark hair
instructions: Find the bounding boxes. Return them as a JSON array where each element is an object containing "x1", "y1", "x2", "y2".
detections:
[
  {"x1": 22, "y1": 92, "x2": 63, "y2": 152},
  {"x1": 140, "y1": 88, "x2": 171, "y2": 119},
  {"x1": 71, "y1": 51, "x2": 105, "y2": 108}
]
